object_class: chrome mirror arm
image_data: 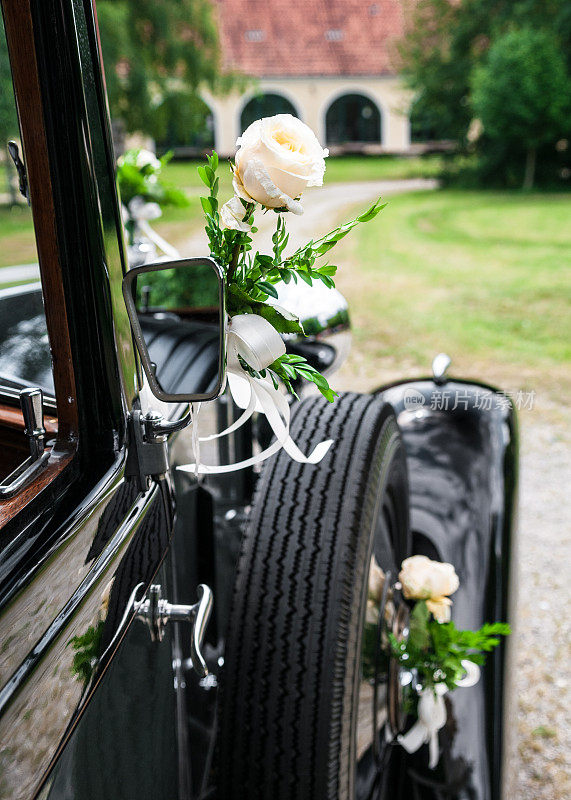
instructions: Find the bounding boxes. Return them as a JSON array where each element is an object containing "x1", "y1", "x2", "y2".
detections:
[
  {"x1": 144, "y1": 409, "x2": 192, "y2": 440},
  {"x1": 126, "y1": 409, "x2": 192, "y2": 491}
]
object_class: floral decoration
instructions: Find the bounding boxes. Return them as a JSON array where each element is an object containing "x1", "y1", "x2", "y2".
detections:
[
  {"x1": 117, "y1": 148, "x2": 189, "y2": 246},
  {"x1": 364, "y1": 554, "x2": 510, "y2": 767},
  {"x1": 197, "y1": 114, "x2": 385, "y2": 403}
]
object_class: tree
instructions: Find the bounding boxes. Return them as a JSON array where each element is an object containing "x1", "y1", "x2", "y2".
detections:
[
  {"x1": 0, "y1": 16, "x2": 20, "y2": 195},
  {"x1": 96, "y1": 0, "x2": 236, "y2": 142},
  {"x1": 0, "y1": 18, "x2": 17, "y2": 146},
  {"x1": 471, "y1": 28, "x2": 569, "y2": 188},
  {"x1": 398, "y1": 0, "x2": 570, "y2": 144}
]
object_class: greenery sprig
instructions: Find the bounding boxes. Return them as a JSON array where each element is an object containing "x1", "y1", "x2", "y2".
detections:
[
  {"x1": 238, "y1": 351, "x2": 337, "y2": 403},
  {"x1": 389, "y1": 600, "x2": 510, "y2": 692},
  {"x1": 117, "y1": 149, "x2": 189, "y2": 209},
  {"x1": 198, "y1": 151, "x2": 385, "y2": 402}
]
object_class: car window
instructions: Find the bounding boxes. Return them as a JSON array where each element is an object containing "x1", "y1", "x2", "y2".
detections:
[{"x1": 0, "y1": 15, "x2": 54, "y2": 397}]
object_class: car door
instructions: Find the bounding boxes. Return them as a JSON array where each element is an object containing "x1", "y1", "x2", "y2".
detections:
[{"x1": 0, "y1": 0, "x2": 183, "y2": 797}]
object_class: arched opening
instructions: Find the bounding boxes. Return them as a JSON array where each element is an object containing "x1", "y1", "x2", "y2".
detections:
[
  {"x1": 240, "y1": 93, "x2": 298, "y2": 132},
  {"x1": 155, "y1": 94, "x2": 214, "y2": 155},
  {"x1": 325, "y1": 94, "x2": 381, "y2": 145}
]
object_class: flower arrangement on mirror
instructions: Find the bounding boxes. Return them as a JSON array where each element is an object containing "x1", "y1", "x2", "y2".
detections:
[
  {"x1": 117, "y1": 148, "x2": 189, "y2": 263},
  {"x1": 178, "y1": 114, "x2": 386, "y2": 474},
  {"x1": 364, "y1": 555, "x2": 510, "y2": 768},
  {"x1": 200, "y1": 114, "x2": 384, "y2": 403}
]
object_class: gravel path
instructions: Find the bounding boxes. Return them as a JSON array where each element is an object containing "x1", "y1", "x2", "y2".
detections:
[
  {"x1": 0, "y1": 262, "x2": 39, "y2": 283},
  {"x1": 513, "y1": 412, "x2": 571, "y2": 799},
  {"x1": 179, "y1": 178, "x2": 438, "y2": 256}
]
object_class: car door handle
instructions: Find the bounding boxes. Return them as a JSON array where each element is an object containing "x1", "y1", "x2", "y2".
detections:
[
  {"x1": 0, "y1": 388, "x2": 49, "y2": 499},
  {"x1": 135, "y1": 583, "x2": 213, "y2": 677}
]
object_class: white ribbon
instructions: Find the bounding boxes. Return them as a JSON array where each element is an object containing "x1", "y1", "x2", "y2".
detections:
[
  {"x1": 178, "y1": 314, "x2": 333, "y2": 475},
  {"x1": 126, "y1": 198, "x2": 181, "y2": 259},
  {"x1": 395, "y1": 660, "x2": 480, "y2": 769}
]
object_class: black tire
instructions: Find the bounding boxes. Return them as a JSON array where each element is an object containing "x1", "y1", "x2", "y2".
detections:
[{"x1": 218, "y1": 392, "x2": 410, "y2": 800}]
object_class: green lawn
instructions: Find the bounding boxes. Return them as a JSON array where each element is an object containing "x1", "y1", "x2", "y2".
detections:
[
  {"x1": 331, "y1": 190, "x2": 571, "y2": 399},
  {"x1": 0, "y1": 206, "x2": 38, "y2": 268},
  {"x1": 0, "y1": 155, "x2": 445, "y2": 273},
  {"x1": 161, "y1": 153, "x2": 444, "y2": 194},
  {"x1": 155, "y1": 155, "x2": 444, "y2": 253}
]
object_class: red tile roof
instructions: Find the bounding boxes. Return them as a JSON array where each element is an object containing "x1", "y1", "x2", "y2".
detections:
[{"x1": 216, "y1": 1, "x2": 406, "y2": 77}]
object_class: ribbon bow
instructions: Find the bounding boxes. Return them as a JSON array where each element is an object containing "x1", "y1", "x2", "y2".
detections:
[
  {"x1": 395, "y1": 660, "x2": 480, "y2": 768},
  {"x1": 125, "y1": 198, "x2": 181, "y2": 260},
  {"x1": 178, "y1": 314, "x2": 333, "y2": 475}
]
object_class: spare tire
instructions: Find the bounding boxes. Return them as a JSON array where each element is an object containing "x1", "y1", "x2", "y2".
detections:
[{"x1": 218, "y1": 392, "x2": 410, "y2": 800}]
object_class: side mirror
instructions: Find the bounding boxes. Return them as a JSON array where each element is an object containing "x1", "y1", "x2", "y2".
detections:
[{"x1": 122, "y1": 257, "x2": 226, "y2": 403}]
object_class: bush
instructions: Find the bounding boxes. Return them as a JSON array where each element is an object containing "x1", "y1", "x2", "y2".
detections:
[{"x1": 471, "y1": 28, "x2": 570, "y2": 188}]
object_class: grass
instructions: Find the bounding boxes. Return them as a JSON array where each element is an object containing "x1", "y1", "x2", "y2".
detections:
[
  {"x1": 0, "y1": 155, "x2": 444, "y2": 277},
  {"x1": 0, "y1": 206, "x2": 38, "y2": 269},
  {"x1": 155, "y1": 154, "x2": 443, "y2": 252},
  {"x1": 0, "y1": 278, "x2": 35, "y2": 290},
  {"x1": 161, "y1": 153, "x2": 444, "y2": 194},
  {"x1": 330, "y1": 189, "x2": 571, "y2": 400}
]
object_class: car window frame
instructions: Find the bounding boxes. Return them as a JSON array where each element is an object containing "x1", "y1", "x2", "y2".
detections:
[{"x1": 0, "y1": 0, "x2": 78, "y2": 528}]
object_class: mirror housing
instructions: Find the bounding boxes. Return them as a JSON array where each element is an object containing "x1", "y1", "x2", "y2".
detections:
[{"x1": 122, "y1": 257, "x2": 226, "y2": 403}]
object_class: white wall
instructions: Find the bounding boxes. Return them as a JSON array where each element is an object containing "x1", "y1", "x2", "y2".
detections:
[{"x1": 202, "y1": 75, "x2": 412, "y2": 156}]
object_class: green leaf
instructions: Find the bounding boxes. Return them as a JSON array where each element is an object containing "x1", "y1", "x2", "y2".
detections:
[
  {"x1": 282, "y1": 354, "x2": 306, "y2": 364},
  {"x1": 228, "y1": 286, "x2": 304, "y2": 334},
  {"x1": 357, "y1": 199, "x2": 386, "y2": 222},
  {"x1": 197, "y1": 166, "x2": 210, "y2": 187},
  {"x1": 256, "y1": 280, "x2": 279, "y2": 298},
  {"x1": 319, "y1": 275, "x2": 335, "y2": 289},
  {"x1": 201, "y1": 196, "x2": 213, "y2": 215},
  {"x1": 255, "y1": 305, "x2": 304, "y2": 334},
  {"x1": 315, "y1": 240, "x2": 337, "y2": 255},
  {"x1": 317, "y1": 264, "x2": 338, "y2": 276},
  {"x1": 280, "y1": 362, "x2": 297, "y2": 379}
]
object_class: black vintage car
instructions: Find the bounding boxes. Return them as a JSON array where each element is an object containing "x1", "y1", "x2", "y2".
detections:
[{"x1": 0, "y1": 1, "x2": 517, "y2": 799}]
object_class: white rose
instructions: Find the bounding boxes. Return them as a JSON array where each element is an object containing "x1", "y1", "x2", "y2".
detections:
[
  {"x1": 136, "y1": 149, "x2": 160, "y2": 170},
  {"x1": 368, "y1": 556, "x2": 386, "y2": 604},
  {"x1": 426, "y1": 596, "x2": 452, "y2": 623},
  {"x1": 366, "y1": 599, "x2": 379, "y2": 626},
  {"x1": 220, "y1": 195, "x2": 252, "y2": 232},
  {"x1": 233, "y1": 114, "x2": 328, "y2": 214},
  {"x1": 398, "y1": 555, "x2": 459, "y2": 601}
]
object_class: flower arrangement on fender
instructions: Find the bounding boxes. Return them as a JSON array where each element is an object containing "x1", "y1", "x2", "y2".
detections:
[
  {"x1": 391, "y1": 555, "x2": 510, "y2": 692},
  {"x1": 198, "y1": 114, "x2": 385, "y2": 403},
  {"x1": 365, "y1": 555, "x2": 510, "y2": 767}
]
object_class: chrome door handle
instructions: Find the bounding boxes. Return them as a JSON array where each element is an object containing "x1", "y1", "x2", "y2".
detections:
[
  {"x1": 135, "y1": 583, "x2": 213, "y2": 677},
  {"x1": 0, "y1": 388, "x2": 49, "y2": 499},
  {"x1": 190, "y1": 584, "x2": 214, "y2": 678}
]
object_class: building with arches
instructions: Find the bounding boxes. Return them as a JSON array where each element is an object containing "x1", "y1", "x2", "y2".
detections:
[{"x1": 200, "y1": 0, "x2": 411, "y2": 156}]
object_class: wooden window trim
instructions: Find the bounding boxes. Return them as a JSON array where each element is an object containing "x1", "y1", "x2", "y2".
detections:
[{"x1": 0, "y1": 0, "x2": 78, "y2": 526}]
